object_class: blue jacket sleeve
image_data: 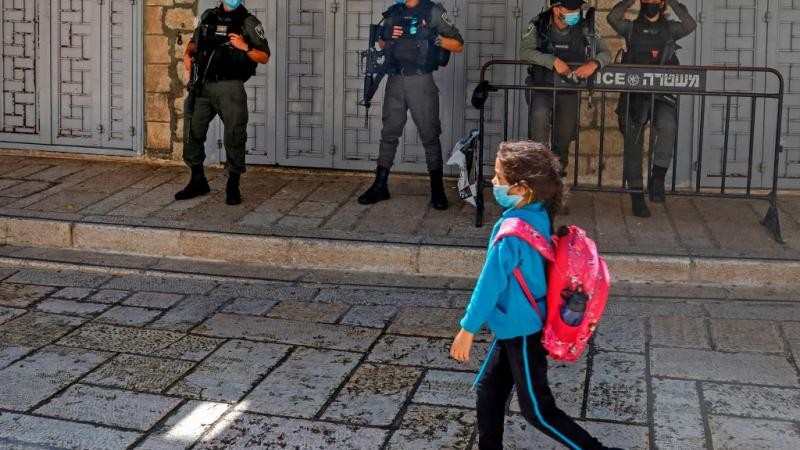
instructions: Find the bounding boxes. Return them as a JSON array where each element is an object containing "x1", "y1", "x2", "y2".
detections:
[{"x1": 459, "y1": 237, "x2": 522, "y2": 334}]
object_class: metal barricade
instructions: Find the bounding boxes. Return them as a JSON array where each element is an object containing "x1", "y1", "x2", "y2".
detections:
[{"x1": 473, "y1": 60, "x2": 785, "y2": 243}]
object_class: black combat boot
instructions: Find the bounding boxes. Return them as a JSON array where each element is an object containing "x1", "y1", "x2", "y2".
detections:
[
  {"x1": 648, "y1": 165, "x2": 668, "y2": 203},
  {"x1": 631, "y1": 192, "x2": 651, "y2": 218},
  {"x1": 175, "y1": 165, "x2": 211, "y2": 201},
  {"x1": 429, "y1": 168, "x2": 448, "y2": 211},
  {"x1": 226, "y1": 172, "x2": 242, "y2": 206},
  {"x1": 358, "y1": 166, "x2": 391, "y2": 205}
]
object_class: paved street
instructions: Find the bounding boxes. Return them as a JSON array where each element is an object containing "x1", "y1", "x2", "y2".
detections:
[{"x1": 0, "y1": 265, "x2": 798, "y2": 449}]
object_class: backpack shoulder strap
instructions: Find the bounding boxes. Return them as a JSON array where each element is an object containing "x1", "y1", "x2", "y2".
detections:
[
  {"x1": 493, "y1": 217, "x2": 555, "y2": 262},
  {"x1": 512, "y1": 268, "x2": 544, "y2": 320},
  {"x1": 494, "y1": 218, "x2": 550, "y2": 321}
]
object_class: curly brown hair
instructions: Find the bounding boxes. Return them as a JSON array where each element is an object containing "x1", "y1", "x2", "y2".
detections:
[{"x1": 496, "y1": 140, "x2": 567, "y2": 222}]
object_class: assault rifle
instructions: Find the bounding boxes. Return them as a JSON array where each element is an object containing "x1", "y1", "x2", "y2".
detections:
[{"x1": 358, "y1": 22, "x2": 392, "y2": 128}]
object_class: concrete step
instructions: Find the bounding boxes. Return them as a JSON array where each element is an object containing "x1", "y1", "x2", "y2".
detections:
[{"x1": 2, "y1": 215, "x2": 799, "y2": 288}]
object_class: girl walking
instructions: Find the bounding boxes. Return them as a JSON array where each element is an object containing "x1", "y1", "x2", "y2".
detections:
[{"x1": 450, "y1": 141, "x2": 620, "y2": 450}]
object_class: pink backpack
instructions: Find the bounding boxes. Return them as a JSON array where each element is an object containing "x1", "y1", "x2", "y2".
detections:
[{"x1": 494, "y1": 218, "x2": 611, "y2": 362}]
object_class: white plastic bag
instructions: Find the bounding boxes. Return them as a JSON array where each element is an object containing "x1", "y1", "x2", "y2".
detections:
[{"x1": 447, "y1": 129, "x2": 480, "y2": 207}]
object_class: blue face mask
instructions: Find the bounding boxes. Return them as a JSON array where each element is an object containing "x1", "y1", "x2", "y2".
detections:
[
  {"x1": 394, "y1": 0, "x2": 405, "y2": 4},
  {"x1": 493, "y1": 184, "x2": 524, "y2": 209},
  {"x1": 224, "y1": 0, "x2": 242, "y2": 9},
  {"x1": 562, "y1": 11, "x2": 581, "y2": 26}
]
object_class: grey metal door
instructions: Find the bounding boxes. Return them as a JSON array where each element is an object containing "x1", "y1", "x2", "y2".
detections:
[
  {"x1": 765, "y1": 0, "x2": 800, "y2": 187},
  {"x1": 0, "y1": 0, "x2": 138, "y2": 154},
  {"x1": 274, "y1": 0, "x2": 335, "y2": 169},
  {"x1": 457, "y1": 0, "x2": 530, "y2": 173},
  {"x1": 243, "y1": 0, "x2": 277, "y2": 164},
  {"x1": 697, "y1": 0, "x2": 769, "y2": 189},
  {"x1": 213, "y1": 0, "x2": 277, "y2": 166},
  {"x1": 52, "y1": 0, "x2": 104, "y2": 148},
  {"x1": 100, "y1": 0, "x2": 136, "y2": 149},
  {"x1": 0, "y1": 0, "x2": 50, "y2": 145}
]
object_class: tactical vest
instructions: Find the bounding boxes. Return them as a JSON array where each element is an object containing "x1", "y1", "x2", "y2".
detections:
[
  {"x1": 530, "y1": 9, "x2": 589, "y2": 85},
  {"x1": 622, "y1": 16, "x2": 679, "y2": 65},
  {"x1": 197, "y1": 6, "x2": 257, "y2": 82},
  {"x1": 386, "y1": 0, "x2": 448, "y2": 74}
]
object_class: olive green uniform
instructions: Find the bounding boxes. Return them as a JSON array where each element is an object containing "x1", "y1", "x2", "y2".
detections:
[{"x1": 183, "y1": 9, "x2": 270, "y2": 175}]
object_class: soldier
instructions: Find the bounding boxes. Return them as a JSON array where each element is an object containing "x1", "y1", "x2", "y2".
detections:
[
  {"x1": 520, "y1": 0, "x2": 612, "y2": 199},
  {"x1": 609, "y1": 0, "x2": 696, "y2": 217},
  {"x1": 357, "y1": 0, "x2": 464, "y2": 211},
  {"x1": 175, "y1": 0, "x2": 270, "y2": 206}
]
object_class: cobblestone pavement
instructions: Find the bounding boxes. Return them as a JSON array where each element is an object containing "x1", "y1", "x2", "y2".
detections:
[
  {"x1": 0, "y1": 265, "x2": 799, "y2": 449},
  {"x1": 0, "y1": 155, "x2": 798, "y2": 258}
]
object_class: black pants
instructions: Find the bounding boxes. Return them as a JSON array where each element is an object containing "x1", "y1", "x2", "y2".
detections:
[
  {"x1": 476, "y1": 334, "x2": 607, "y2": 450},
  {"x1": 527, "y1": 89, "x2": 579, "y2": 173},
  {"x1": 617, "y1": 94, "x2": 678, "y2": 189}
]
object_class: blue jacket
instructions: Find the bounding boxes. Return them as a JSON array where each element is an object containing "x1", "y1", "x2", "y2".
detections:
[{"x1": 460, "y1": 202, "x2": 551, "y2": 340}]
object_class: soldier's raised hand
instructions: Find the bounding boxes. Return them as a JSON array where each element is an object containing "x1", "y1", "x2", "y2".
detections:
[
  {"x1": 391, "y1": 26, "x2": 404, "y2": 39},
  {"x1": 228, "y1": 33, "x2": 249, "y2": 51}
]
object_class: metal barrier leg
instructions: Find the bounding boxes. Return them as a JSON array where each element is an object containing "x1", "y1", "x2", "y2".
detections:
[
  {"x1": 476, "y1": 107, "x2": 486, "y2": 228},
  {"x1": 763, "y1": 91, "x2": 786, "y2": 243},
  {"x1": 761, "y1": 200, "x2": 784, "y2": 244}
]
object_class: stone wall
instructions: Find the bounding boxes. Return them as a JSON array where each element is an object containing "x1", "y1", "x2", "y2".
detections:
[{"x1": 144, "y1": 0, "x2": 197, "y2": 161}]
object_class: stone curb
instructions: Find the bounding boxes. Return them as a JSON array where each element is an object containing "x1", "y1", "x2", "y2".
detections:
[{"x1": 1, "y1": 216, "x2": 798, "y2": 286}]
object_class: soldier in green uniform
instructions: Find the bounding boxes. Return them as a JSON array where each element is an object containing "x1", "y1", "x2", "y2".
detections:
[
  {"x1": 357, "y1": 0, "x2": 464, "y2": 211},
  {"x1": 520, "y1": 0, "x2": 611, "y2": 214},
  {"x1": 175, "y1": 0, "x2": 270, "y2": 206},
  {"x1": 608, "y1": 0, "x2": 696, "y2": 217}
]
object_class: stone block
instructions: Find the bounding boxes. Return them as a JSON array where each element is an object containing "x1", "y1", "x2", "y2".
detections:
[
  {"x1": 340, "y1": 305, "x2": 398, "y2": 328},
  {"x1": 58, "y1": 323, "x2": 183, "y2": 355},
  {"x1": 84, "y1": 354, "x2": 195, "y2": 393},
  {"x1": 168, "y1": 340, "x2": 290, "y2": 402},
  {"x1": 2, "y1": 217, "x2": 71, "y2": 248},
  {"x1": 386, "y1": 405, "x2": 474, "y2": 450},
  {"x1": 145, "y1": 35, "x2": 171, "y2": 64},
  {"x1": 711, "y1": 319, "x2": 785, "y2": 353},
  {"x1": 35, "y1": 384, "x2": 181, "y2": 431},
  {"x1": 145, "y1": 93, "x2": 170, "y2": 122},
  {"x1": 146, "y1": 121, "x2": 174, "y2": 151},
  {"x1": 709, "y1": 416, "x2": 800, "y2": 450},
  {"x1": 650, "y1": 347, "x2": 798, "y2": 387},
  {"x1": 0, "y1": 345, "x2": 110, "y2": 410},
  {"x1": 586, "y1": 351, "x2": 648, "y2": 423},
  {"x1": 145, "y1": 64, "x2": 171, "y2": 92},
  {"x1": 703, "y1": 383, "x2": 800, "y2": 421},
  {"x1": 0, "y1": 412, "x2": 140, "y2": 450},
  {"x1": 650, "y1": 316, "x2": 710, "y2": 349},
  {"x1": 652, "y1": 378, "x2": 706, "y2": 449},
  {"x1": 242, "y1": 348, "x2": 359, "y2": 418},
  {"x1": 194, "y1": 313, "x2": 381, "y2": 352},
  {"x1": 322, "y1": 363, "x2": 422, "y2": 426},
  {"x1": 136, "y1": 401, "x2": 229, "y2": 450},
  {"x1": 197, "y1": 414, "x2": 386, "y2": 450}
]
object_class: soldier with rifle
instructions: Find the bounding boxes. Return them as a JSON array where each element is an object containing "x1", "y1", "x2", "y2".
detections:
[
  {"x1": 608, "y1": 0, "x2": 696, "y2": 217},
  {"x1": 357, "y1": 0, "x2": 464, "y2": 211},
  {"x1": 177, "y1": 0, "x2": 270, "y2": 206}
]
